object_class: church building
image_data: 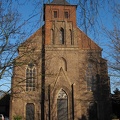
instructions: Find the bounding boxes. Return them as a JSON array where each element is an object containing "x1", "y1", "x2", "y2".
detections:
[{"x1": 10, "y1": 0, "x2": 111, "y2": 120}]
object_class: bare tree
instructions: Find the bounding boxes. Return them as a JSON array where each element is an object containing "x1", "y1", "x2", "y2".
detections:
[
  {"x1": 0, "y1": 0, "x2": 25, "y2": 94},
  {"x1": 108, "y1": 26, "x2": 120, "y2": 75},
  {"x1": 106, "y1": 1, "x2": 120, "y2": 89}
]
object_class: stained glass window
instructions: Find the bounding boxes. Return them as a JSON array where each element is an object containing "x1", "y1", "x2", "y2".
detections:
[
  {"x1": 26, "y1": 63, "x2": 36, "y2": 91},
  {"x1": 86, "y1": 63, "x2": 96, "y2": 91},
  {"x1": 57, "y1": 89, "x2": 68, "y2": 120}
]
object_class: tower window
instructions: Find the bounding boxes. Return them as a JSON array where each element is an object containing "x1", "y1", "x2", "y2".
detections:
[
  {"x1": 60, "y1": 28, "x2": 64, "y2": 44},
  {"x1": 54, "y1": 11, "x2": 57, "y2": 18},
  {"x1": 26, "y1": 63, "x2": 36, "y2": 91},
  {"x1": 64, "y1": 11, "x2": 69, "y2": 18}
]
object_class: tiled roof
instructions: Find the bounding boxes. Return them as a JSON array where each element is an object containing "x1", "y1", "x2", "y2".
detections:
[{"x1": 50, "y1": 0, "x2": 70, "y2": 5}]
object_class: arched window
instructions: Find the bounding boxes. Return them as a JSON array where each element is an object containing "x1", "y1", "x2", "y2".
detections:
[
  {"x1": 57, "y1": 89, "x2": 68, "y2": 120},
  {"x1": 86, "y1": 63, "x2": 96, "y2": 91},
  {"x1": 60, "y1": 28, "x2": 64, "y2": 44},
  {"x1": 26, "y1": 63, "x2": 36, "y2": 91},
  {"x1": 69, "y1": 29, "x2": 73, "y2": 45},
  {"x1": 51, "y1": 29, "x2": 54, "y2": 44},
  {"x1": 89, "y1": 102, "x2": 98, "y2": 120},
  {"x1": 26, "y1": 103, "x2": 35, "y2": 120}
]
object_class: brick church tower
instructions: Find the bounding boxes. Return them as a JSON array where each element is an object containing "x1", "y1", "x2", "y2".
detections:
[{"x1": 10, "y1": 0, "x2": 111, "y2": 120}]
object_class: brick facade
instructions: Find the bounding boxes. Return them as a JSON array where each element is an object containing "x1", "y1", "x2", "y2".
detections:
[{"x1": 10, "y1": 0, "x2": 111, "y2": 120}]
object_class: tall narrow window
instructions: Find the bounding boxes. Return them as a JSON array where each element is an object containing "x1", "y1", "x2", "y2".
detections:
[
  {"x1": 69, "y1": 29, "x2": 73, "y2": 45},
  {"x1": 86, "y1": 63, "x2": 96, "y2": 91},
  {"x1": 54, "y1": 11, "x2": 57, "y2": 18},
  {"x1": 26, "y1": 63, "x2": 36, "y2": 91},
  {"x1": 26, "y1": 103, "x2": 35, "y2": 120},
  {"x1": 89, "y1": 102, "x2": 98, "y2": 120},
  {"x1": 64, "y1": 11, "x2": 69, "y2": 18},
  {"x1": 51, "y1": 29, "x2": 54, "y2": 44},
  {"x1": 57, "y1": 89, "x2": 68, "y2": 120},
  {"x1": 60, "y1": 28, "x2": 64, "y2": 44}
]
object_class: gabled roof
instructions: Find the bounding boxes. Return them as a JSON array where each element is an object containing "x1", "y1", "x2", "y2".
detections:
[
  {"x1": 18, "y1": 26, "x2": 102, "y2": 51},
  {"x1": 50, "y1": 0, "x2": 70, "y2": 5},
  {"x1": 77, "y1": 28, "x2": 102, "y2": 51},
  {"x1": 18, "y1": 26, "x2": 43, "y2": 48}
]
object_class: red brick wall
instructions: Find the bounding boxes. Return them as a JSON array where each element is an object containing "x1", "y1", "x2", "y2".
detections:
[{"x1": 44, "y1": 4, "x2": 76, "y2": 45}]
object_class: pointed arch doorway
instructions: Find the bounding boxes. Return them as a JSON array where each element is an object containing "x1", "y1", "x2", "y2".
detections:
[{"x1": 57, "y1": 89, "x2": 68, "y2": 120}]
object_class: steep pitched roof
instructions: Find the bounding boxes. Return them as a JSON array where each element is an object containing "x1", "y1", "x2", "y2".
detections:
[
  {"x1": 19, "y1": 27, "x2": 43, "y2": 47},
  {"x1": 77, "y1": 28, "x2": 102, "y2": 50},
  {"x1": 50, "y1": 0, "x2": 70, "y2": 5}
]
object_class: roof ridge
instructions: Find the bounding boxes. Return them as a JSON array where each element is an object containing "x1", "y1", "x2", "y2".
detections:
[{"x1": 50, "y1": 0, "x2": 70, "y2": 5}]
